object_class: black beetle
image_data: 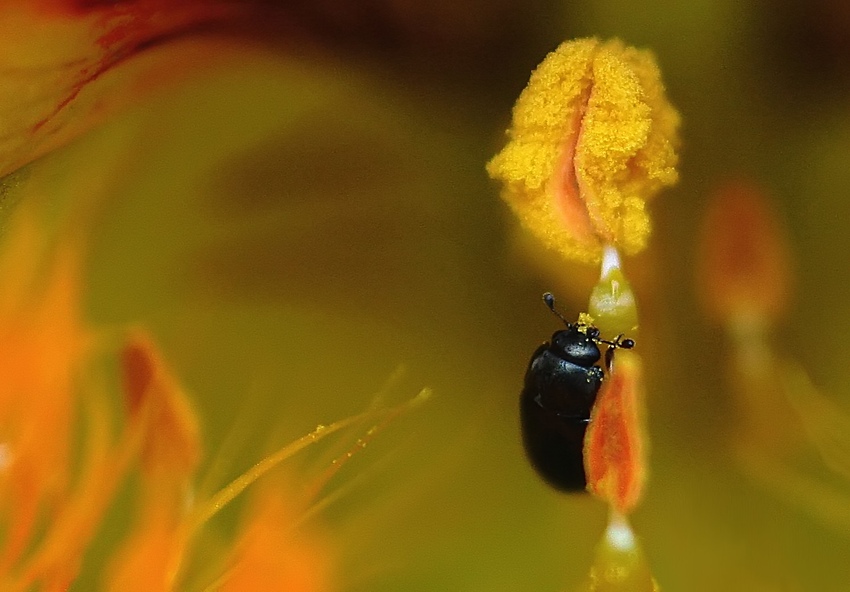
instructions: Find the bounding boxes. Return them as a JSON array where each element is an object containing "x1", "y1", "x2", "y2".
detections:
[{"x1": 520, "y1": 292, "x2": 634, "y2": 492}]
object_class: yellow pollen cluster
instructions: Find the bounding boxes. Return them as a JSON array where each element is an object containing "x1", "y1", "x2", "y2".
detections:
[{"x1": 487, "y1": 38, "x2": 680, "y2": 263}]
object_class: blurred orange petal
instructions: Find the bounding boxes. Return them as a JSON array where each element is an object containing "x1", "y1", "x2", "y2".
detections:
[
  {"x1": 217, "y1": 490, "x2": 336, "y2": 592},
  {"x1": 696, "y1": 179, "x2": 793, "y2": 327},
  {"x1": 122, "y1": 330, "x2": 201, "y2": 481},
  {"x1": 12, "y1": 386, "x2": 126, "y2": 590},
  {"x1": 104, "y1": 506, "x2": 186, "y2": 592},
  {"x1": 0, "y1": 209, "x2": 89, "y2": 569}
]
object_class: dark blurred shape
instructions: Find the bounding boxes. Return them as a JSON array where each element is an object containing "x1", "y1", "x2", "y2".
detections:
[
  {"x1": 756, "y1": 0, "x2": 850, "y2": 96},
  {"x1": 278, "y1": 0, "x2": 555, "y2": 81}
]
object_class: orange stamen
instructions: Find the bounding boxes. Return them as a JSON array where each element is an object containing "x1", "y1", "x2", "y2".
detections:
[{"x1": 584, "y1": 352, "x2": 647, "y2": 514}]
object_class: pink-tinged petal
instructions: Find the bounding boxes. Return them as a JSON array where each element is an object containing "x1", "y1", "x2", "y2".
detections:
[
  {"x1": 0, "y1": 1, "x2": 249, "y2": 176},
  {"x1": 0, "y1": 210, "x2": 89, "y2": 571}
]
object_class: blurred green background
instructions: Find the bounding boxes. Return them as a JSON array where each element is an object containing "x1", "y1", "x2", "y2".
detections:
[{"x1": 13, "y1": 0, "x2": 850, "y2": 589}]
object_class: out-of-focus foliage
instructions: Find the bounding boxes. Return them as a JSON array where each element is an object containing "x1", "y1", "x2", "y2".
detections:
[{"x1": 2, "y1": 0, "x2": 850, "y2": 590}]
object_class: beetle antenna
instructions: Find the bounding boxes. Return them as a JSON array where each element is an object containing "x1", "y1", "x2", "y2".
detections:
[
  {"x1": 596, "y1": 334, "x2": 635, "y2": 348},
  {"x1": 542, "y1": 292, "x2": 571, "y2": 327}
]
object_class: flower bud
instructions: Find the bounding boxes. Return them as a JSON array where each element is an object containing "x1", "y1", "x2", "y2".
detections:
[{"x1": 696, "y1": 180, "x2": 792, "y2": 329}]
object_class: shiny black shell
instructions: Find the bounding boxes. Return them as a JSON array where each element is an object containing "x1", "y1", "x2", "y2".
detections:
[{"x1": 520, "y1": 325, "x2": 604, "y2": 491}]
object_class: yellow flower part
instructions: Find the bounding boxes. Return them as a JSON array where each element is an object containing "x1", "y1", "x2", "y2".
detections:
[
  {"x1": 487, "y1": 38, "x2": 680, "y2": 263},
  {"x1": 580, "y1": 513, "x2": 659, "y2": 592}
]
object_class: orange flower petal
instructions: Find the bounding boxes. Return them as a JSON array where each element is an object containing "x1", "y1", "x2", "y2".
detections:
[
  {"x1": 104, "y1": 507, "x2": 186, "y2": 592},
  {"x1": 0, "y1": 211, "x2": 89, "y2": 570},
  {"x1": 584, "y1": 352, "x2": 647, "y2": 514},
  {"x1": 12, "y1": 393, "x2": 125, "y2": 590}
]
